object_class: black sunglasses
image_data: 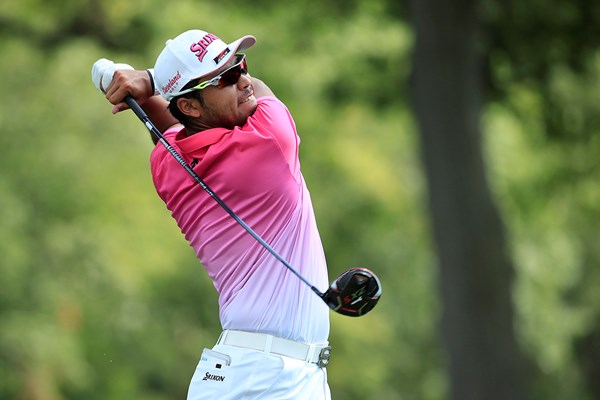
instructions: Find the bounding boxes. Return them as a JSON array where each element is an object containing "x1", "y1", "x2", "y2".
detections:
[{"x1": 184, "y1": 54, "x2": 248, "y2": 92}]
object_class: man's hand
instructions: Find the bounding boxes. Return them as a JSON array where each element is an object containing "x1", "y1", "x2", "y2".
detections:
[
  {"x1": 105, "y1": 69, "x2": 156, "y2": 114},
  {"x1": 92, "y1": 58, "x2": 134, "y2": 93},
  {"x1": 91, "y1": 58, "x2": 154, "y2": 114}
]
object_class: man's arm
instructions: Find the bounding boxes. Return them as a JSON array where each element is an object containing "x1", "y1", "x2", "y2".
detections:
[
  {"x1": 104, "y1": 69, "x2": 180, "y2": 136},
  {"x1": 252, "y1": 77, "x2": 274, "y2": 98}
]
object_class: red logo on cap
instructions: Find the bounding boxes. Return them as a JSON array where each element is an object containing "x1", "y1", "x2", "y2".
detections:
[
  {"x1": 162, "y1": 71, "x2": 181, "y2": 94},
  {"x1": 190, "y1": 33, "x2": 219, "y2": 62},
  {"x1": 213, "y1": 48, "x2": 230, "y2": 65}
]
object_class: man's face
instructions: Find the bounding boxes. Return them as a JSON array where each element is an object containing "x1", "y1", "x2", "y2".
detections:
[
  {"x1": 193, "y1": 55, "x2": 257, "y2": 129},
  {"x1": 198, "y1": 72, "x2": 257, "y2": 129}
]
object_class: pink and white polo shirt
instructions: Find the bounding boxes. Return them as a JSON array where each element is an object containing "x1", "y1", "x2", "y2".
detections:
[{"x1": 150, "y1": 97, "x2": 330, "y2": 344}]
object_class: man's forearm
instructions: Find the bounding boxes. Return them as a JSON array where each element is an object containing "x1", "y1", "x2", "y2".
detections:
[{"x1": 141, "y1": 95, "x2": 180, "y2": 144}]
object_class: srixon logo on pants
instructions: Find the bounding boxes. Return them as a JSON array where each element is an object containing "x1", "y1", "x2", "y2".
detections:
[{"x1": 203, "y1": 372, "x2": 225, "y2": 382}]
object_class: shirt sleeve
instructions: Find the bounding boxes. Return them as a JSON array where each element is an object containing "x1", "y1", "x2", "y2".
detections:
[{"x1": 248, "y1": 96, "x2": 300, "y2": 173}]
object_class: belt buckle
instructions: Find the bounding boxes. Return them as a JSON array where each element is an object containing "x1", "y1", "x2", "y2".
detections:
[{"x1": 317, "y1": 346, "x2": 332, "y2": 368}]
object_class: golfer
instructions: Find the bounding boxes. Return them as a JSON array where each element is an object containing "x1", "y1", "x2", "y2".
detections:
[{"x1": 92, "y1": 29, "x2": 332, "y2": 399}]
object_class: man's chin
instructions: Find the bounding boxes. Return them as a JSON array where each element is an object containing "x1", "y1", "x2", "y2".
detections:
[{"x1": 243, "y1": 96, "x2": 258, "y2": 115}]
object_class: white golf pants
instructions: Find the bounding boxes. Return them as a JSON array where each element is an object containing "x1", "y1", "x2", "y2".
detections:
[{"x1": 186, "y1": 344, "x2": 331, "y2": 399}]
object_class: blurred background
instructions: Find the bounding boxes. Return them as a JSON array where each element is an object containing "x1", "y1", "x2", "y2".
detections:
[{"x1": 1, "y1": 0, "x2": 599, "y2": 399}]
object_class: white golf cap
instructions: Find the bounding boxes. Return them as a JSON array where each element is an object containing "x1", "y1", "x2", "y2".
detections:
[{"x1": 154, "y1": 29, "x2": 256, "y2": 101}]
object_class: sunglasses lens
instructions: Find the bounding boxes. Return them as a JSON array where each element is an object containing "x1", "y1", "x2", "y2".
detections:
[
  {"x1": 217, "y1": 59, "x2": 248, "y2": 87},
  {"x1": 218, "y1": 69, "x2": 242, "y2": 87}
]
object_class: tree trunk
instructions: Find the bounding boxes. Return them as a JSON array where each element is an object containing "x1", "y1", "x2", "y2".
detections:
[{"x1": 408, "y1": 0, "x2": 529, "y2": 398}]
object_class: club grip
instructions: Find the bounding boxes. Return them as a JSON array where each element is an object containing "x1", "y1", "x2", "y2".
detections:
[{"x1": 124, "y1": 96, "x2": 147, "y2": 120}]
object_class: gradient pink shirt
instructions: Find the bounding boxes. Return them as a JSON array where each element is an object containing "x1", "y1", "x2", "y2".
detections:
[{"x1": 150, "y1": 97, "x2": 329, "y2": 344}]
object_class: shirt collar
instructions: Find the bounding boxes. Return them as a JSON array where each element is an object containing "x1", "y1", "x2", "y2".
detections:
[{"x1": 175, "y1": 127, "x2": 232, "y2": 155}]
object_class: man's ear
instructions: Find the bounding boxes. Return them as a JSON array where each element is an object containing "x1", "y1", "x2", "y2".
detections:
[{"x1": 177, "y1": 97, "x2": 202, "y2": 118}]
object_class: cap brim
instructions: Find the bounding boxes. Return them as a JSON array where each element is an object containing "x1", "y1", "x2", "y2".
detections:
[
  {"x1": 229, "y1": 35, "x2": 256, "y2": 53},
  {"x1": 215, "y1": 35, "x2": 256, "y2": 71}
]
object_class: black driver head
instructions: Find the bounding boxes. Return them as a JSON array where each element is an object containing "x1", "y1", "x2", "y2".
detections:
[{"x1": 322, "y1": 267, "x2": 382, "y2": 317}]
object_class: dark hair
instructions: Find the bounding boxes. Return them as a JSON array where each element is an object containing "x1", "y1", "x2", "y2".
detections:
[{"x1": 168, "y1": 90, "x2": 205, "y2": 129}]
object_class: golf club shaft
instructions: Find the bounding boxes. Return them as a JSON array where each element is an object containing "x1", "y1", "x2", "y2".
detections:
[{"x1": 124, "y1": 96, "x2": 324, "y2": 298}]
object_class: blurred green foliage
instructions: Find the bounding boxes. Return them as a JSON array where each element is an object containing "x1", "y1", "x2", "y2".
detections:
[{"x1": 0, "y1": 0, "x2": 599, "y2": 399}]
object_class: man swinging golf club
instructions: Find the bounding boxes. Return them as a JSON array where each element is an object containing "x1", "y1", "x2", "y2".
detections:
[{"x1": 92, "y1": 28, "x2": 380, "y2": 400}]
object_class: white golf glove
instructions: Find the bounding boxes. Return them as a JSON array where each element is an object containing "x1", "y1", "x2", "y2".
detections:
[{"x1": 91, "y1": 58, "x2": 134, "y2": 93}]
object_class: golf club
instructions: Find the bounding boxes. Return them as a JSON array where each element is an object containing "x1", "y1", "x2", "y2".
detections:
[{"x1": 124, "y1": 96, "x2": 381, "y2": 317}]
